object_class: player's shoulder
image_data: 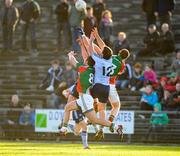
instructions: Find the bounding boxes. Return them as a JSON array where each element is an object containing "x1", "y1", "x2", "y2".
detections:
[
  {"x1": 112, "y1": 55, "x2": 117, "y2": 59},
  {"x1": 92, "y1": 53, "x2": 102, "y2": 58},
  {"x1": 77, "y1": 63, "x2": 92, "y2": 73},
  {"x1": 112, "y1": 55, "x2": 122, "y2": 62}
]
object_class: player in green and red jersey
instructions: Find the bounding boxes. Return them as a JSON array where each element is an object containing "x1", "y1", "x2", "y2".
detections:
[
  {"x1": 108, "y1": 49, "x2": 130, "y2": 122},
  {"x1": 76, "y1": 62, "x2": 94, "y2": 94},
  {"x1": 59, "y1": 35, "x2": 99, "y2": 149},
  {"x1": 59, "y1": 51, "x2": 123, "y2": 137}
]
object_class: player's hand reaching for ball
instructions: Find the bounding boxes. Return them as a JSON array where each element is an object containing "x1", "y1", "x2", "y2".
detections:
[{"x1": 68, "y1": 51, "x2": 75, "y2": 57}]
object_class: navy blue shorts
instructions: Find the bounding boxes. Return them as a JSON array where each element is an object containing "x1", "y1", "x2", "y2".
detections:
[
  {"x1": 71, "y1": 83, "x2": 79, "y2": 99},
  {"x1": 72, "y1": 110, "x2": 85, "y2": 124},
  {"x1": 91, "y1": 83, "x2": 110, "y2": 103}
]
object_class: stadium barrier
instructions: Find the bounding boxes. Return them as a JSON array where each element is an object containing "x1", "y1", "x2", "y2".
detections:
[{"x1": 0, "y1": 108, "x2": 180, "y2": 144}]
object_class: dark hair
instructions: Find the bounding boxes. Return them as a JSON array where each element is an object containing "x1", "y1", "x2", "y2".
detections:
[
  {"x1": 134, "y1": 62, "x2": 142, "y2": 68},
  {"x1": 118, "y1": 49, "x2": 130, "y2": 60},
  {"x1": 148, "y1": 24, "x2": 156, "y2": 29},
  {"x1": 86, "y1": 6, "x2": 92, "y2": 11},
  {"x1": 51, "y1": 59, "x2": 60, "y2": 65},
  {"x1": 87, "y1": 56, "x2": 95, "y2": 67},
  {"x1": 102, "y1": 46, "x2": 113, "y2": 60}
]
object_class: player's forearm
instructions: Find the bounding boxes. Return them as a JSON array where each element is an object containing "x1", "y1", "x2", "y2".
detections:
[
  {"x1": 81, "y1": 34, "x2": 102, "y2": 58},
  {"x1": 94, "y1": 44, "x2": 103, "y2": 56},
  {"x1": 81, "y1": 35, "x2": 91, "y2": 63},
  {"x1": 96, "y1": 32, "x2": 106, "y2": 50},
  {"x1": 88, "y1": 38, "x2": 95, "y2": 56},
  {"x1": 69, "y1": 55, "x2": 78, "y2": 67},
  {"x1": 81, "y1": 45, "x2": 89, "y2": 64}
]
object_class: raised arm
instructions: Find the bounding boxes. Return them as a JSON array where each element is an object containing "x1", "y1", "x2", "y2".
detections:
[
  {"x1": 78, "y1": 36, "x2": 91, "y2": 64},
  {"x1": 93, "y1": 27, "x2": 106, "y2": 50},
  {"x1": 79, "y1": 34, "x2": 102, "y2": 64},
  {"x1": 88, "y1": 33, "x2": 95, "y2": 55},
  {"x1": 68, "y1": 51, "x2": 78, "y2": 68}
]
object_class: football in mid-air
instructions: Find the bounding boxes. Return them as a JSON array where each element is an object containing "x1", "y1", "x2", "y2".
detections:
[{"x1": 75, "y1": 0, "x2": 87, "y2": 11}]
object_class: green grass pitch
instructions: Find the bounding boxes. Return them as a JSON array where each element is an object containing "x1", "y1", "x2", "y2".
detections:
[{"x1": 0, "y1": 142, "x2": 180, "y2": 156}]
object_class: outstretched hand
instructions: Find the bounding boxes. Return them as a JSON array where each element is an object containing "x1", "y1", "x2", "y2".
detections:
[{"x1": 68, "y1": 51, "x2": 76, "y2": 57}]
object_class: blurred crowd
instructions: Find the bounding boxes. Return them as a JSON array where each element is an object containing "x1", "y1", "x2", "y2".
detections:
[{"x1": 2, "y1": 95, "x2": 35, "y2": 141}]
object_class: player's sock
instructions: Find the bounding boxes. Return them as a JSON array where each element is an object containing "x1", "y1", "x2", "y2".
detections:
[
  {"x1": 109, "y1": 123, "x2": 115, "y2": 133},
  {"x1": 93, "y1": 124, "x2": 98, "y2": 133},
  {"x1": 81, "y1": 131, "x2": 88, "y2": 148},
  {"x1": 109, "y1": 115, "x2": 115, "y2": 122},
  {"x1": 68, "y1": 124, "x2": 74, "y2": 132},
  {"x1": 62, "y1": 123, "x2": 68, "y2": 127}
]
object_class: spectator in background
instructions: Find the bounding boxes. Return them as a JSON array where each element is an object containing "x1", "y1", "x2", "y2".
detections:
[
  {"x1": 39, "y1": 60, "x2": 63, "y2": 91},
  {"x1": 156, "y1": 77, "x2": 168, "y2": 102},
  {"x1": 0, "y1": 0, "x2": 19, "y2": 53},
  {"x1": 56, "y1": 61, "x2": 77, "y2": 107},
  {"x1": 2, "y1": 95, "x2": 21, "y2": 140},
  {"x1": 171, "y1": 49, "x2": 180, "y2": 76},
  {"x1": 158, "y1": 23, "x2": 175, "y2": 55},
  {"x1": 167, "y1": 83, "x2": 180, "y2": 110},
  {"x1": 142, "y1": 0, "x2": 156, "y2": 26},
  {"x1": 62, "y1": 61, "x2": 77, "y2": 88},
  {"x1": 69, "y1": 0, "x2": 86, "y2": 53},
  {"x1": 116, "y1": 63, "x2": 132, "y2": 90},
  {"x1": 138, "y1": 24, "x2": 160, "y2": 57},
  {"x1": 130, "y1": 63, "x2": 144, "y2": 91},
  {"x1": 39, "y1": 60, "x2": 64, "y2": 108},
  {"x1": 93, "y1": 0, "x2": 105, "y2": 27},
  {"x1": 99, "y1": 10, "x2": 113, "y2": 46},
  {"x1": 19, "y1": 103, "x2": 35, "y2": 141},
  {"x1": 55, "y1": 0, "x2": 70, "y2": 51},
  {"x1": 154, "y1": 0, "x2": 175, "y2": 26},
  {"x1": 140, "y1": 85, "x2": 159, "y2": 110},
  {"x1": 113, "y1": 32, "x2": 130, "y2": 55},
  {"x1": 144, "y1": 64, "x2": 158, "y2": 85},
  {"x1": 84, "y1": 7, "x2": 97, "y2": 38},
  {"x1": 160, "y1": 89, "x2": 171, "y2": 110},
  {"x1": 20, "y1": 0, "x2": 41, "y2": 53},
  {"x1": 164, "y1": 73, "x2": 178, "y2": 92},
  {"x1": 146, "y1": 102, "x2": 169, "y2": 142},
  {"x1": 161, "y1": 83, "x2": 180, "y2": 110}
]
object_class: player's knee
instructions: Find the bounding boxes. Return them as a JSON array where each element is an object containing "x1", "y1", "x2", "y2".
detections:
[
  {"x1": 89, "y1": 117, "x2": 97, "y2": 124},
  {"x1": 79, "y1": 121, "x2": 87, "y2": 131},
  {"x1": 112, "y1": 102, "x2": 120, "y2": 109},
  {"x1": 74, "y1": 131, "x2": 80, "y2": 136}
]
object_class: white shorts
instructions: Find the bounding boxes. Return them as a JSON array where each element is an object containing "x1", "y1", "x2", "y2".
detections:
[
  {"x1": 109, "y1": 85, "x2": 120, "y2": 104},
  {"x1": 76, "y1": 94, "x2": 94, "y2": 113}
]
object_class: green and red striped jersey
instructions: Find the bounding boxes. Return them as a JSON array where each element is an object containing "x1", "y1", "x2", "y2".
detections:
[{"x1": 76, "y1": 63, "x2": 94, "y2": 93}]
